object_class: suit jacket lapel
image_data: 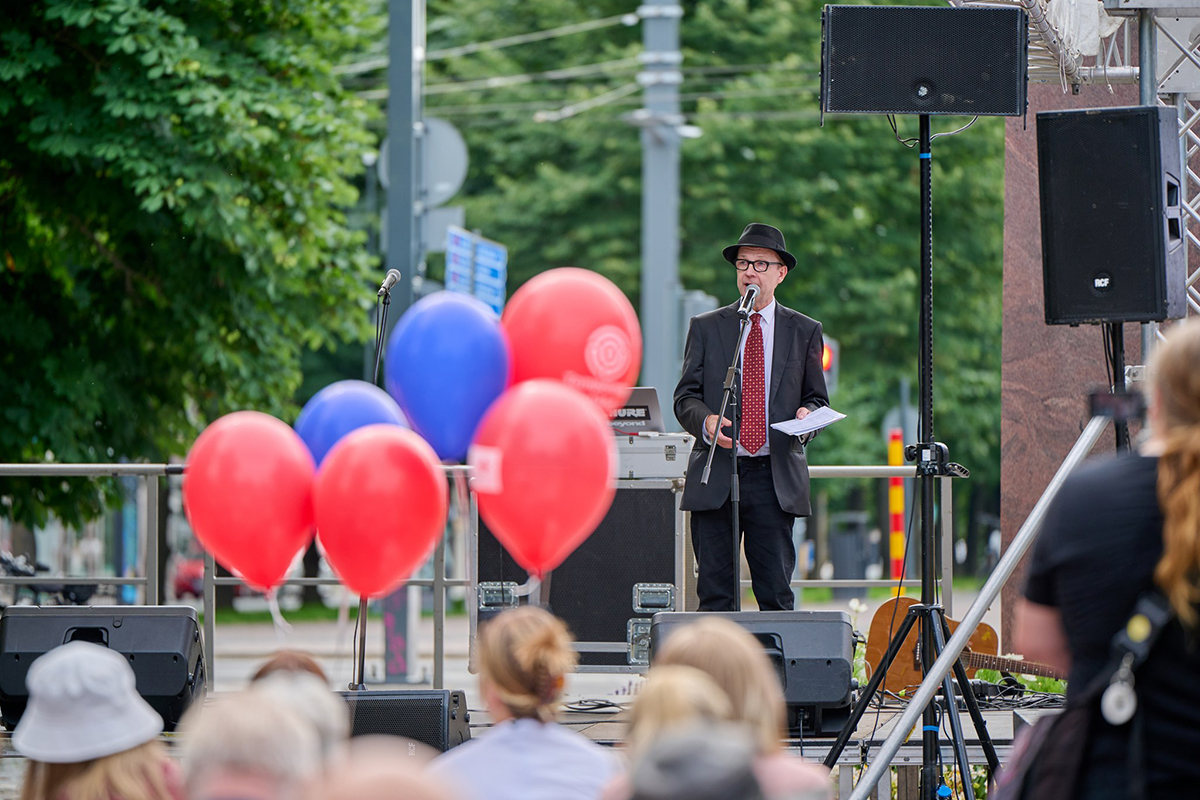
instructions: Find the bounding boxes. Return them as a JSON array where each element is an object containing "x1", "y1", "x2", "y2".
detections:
[
  {"x1": 770, "y1": 306, "x2": 797, "y2": 403},
  {"x1": 717, "y1": 304, "x2": 740, "y2": 378}
]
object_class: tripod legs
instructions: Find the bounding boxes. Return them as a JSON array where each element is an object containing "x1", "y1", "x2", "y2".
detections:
[
  {"x1": 930, "y1": 617, "x2": 975, "y2": 800},
  {"x1": 823, "y1": 603, "x2": 999, "y2": 800},
  {"x1": 821, "y1": 605, "x2": 922, "y2": 769},
  {"x1": 938, "y1": 613, "x2": 1001, "y2": 774}
]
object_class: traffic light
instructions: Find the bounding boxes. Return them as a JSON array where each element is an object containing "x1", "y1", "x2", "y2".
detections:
[{"x1": 822, "y1": 336, "x2": 839, "y2": 395}]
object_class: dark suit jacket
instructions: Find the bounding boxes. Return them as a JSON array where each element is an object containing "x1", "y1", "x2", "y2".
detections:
[{"x1": 673, "y1": 302, "x2": 829, "y2": 516}]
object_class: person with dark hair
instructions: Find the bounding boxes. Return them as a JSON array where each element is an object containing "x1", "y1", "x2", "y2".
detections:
[
  {"x1": 1015, "y1": 318, "x2": 1200, "y2": 798},
  {"x1": 250, "y1": 649, "x2": 328, "y2": 684},
  {"x1": 428, "y1": 606, "x2": 619, "y2": 800},
  {"x1": 674, "y1": 223, "x2": 829, "y2": 611}
]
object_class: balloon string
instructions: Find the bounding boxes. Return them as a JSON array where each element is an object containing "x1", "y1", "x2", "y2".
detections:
[
  {"x1": 267, "y1": 588, "x2": 293, "y2": 639},
  {"x1": 513, "y1": 575, "x2": 541, "y2": 597}
]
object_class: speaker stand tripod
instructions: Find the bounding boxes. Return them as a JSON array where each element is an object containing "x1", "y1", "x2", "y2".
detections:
[{"x1": 821, "y1": 116, "x2": 999, "y2": 800}]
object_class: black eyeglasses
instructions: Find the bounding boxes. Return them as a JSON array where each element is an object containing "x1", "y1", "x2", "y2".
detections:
[{"x1": 734, "y1": 259, "x2": 784, "y2": 273}]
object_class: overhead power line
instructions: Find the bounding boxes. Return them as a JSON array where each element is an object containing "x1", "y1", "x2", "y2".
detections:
[
  {"x1": 428, "y1": 14, "x2": 639, "y2": 60},
  {"x1": 426, "y1": 82, "x2": 818, "y2": 117},
  {"x1": 358, "y1": 58, "x2": 643, "y2": 100},
  {"x1": 333, "y1": 13, "x2": 639, "y2": 76},
  {"x1": 533, "y1": 81, "x2": 643, "y2": 122}
]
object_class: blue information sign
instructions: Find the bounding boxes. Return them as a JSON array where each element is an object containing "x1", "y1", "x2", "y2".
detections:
[
  {"x1": 472, "y1": 237, "x2": 508, "y2": 315},
  {"x1": 445, "y1": 226, "x2": 475, "y2": 295},
  {"x1": 443, "y1": 226, "x2": 507, "y2": 314}
]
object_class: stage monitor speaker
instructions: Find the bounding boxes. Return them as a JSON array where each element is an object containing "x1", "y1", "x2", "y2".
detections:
[
  {"x1": 477, "y1": 480, "x2": 680, "y2": 668},
  {"x1": 649, "y1": 611, "x2": 854, "y2": 738},
  {"x1": 1038, "y1": 105, "x2": 1186, "y2": 325},
  {"x1": 0, "y1": 605, "x2": 205, "y2": 732},
  {"x1": 339, "y1": 689, "x2": 470, "y2": 752},
  {"x1": 820, "y1": 5, "x2": 1028, "y2": 117}
]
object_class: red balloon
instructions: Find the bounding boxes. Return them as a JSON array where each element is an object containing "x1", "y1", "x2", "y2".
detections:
[
  {"x1": 314, "y1": 425, "x2": 449, "y2": 598},
  {"x1": 502, "y1": 268, "x2": 642, "y2": 415},
  {"x1": 183, "y1": 412, "x2": 316, "y2": 590},
  {"x1": 469, "y1": 381, "x2": 616, "y2": 577}
]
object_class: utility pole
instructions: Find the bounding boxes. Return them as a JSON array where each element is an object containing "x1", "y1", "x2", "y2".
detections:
[
  {"x1": 386, "y1": 0, "x2": 425, "y2": 314},
  {"x1": 636, "y1": 0, "x2": 684, "y2": 430}
]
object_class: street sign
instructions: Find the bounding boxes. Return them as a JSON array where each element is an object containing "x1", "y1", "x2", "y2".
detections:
[
  {"x1": 443, "y1": 226, "x2": 508, "y2": 314},
  {"x1": 377, "y1": 117, "x2": 468, "y2": 204},
  {"x1": 472, "y1": 236, "x2": 508, "y2": 315},
  {"x1": 445, "y1": 226, "x2": 475, "y2": 295}
]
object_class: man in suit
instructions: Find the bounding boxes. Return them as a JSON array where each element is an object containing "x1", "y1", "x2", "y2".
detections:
[{"x1": 674, "y1": 223, "x2": 829, "y2": 611}]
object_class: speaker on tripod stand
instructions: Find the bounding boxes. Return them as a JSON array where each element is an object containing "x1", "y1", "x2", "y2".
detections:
[{"x1": 817, "y1": 6, "x2": 1028, "y2": 794}]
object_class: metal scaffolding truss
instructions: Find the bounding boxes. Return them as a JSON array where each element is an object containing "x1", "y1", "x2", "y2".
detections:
[
  {"x1": 947, "y1": 0, "x2": 1200, "y2": 328},
  {"x1": 1155, "y1": 18, "x2": 1200, "y2": 319},
  {"x1": 952, "y1": 0, "x2": 1138, "y2": 85}
]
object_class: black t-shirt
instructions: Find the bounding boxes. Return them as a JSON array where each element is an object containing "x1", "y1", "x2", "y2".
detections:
[{"x1": 1024, "y1": 453, "x2": 1200, "y2": 794}]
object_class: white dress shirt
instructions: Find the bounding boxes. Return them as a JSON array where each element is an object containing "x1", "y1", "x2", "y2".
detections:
[
  {"x1": 703, "y1": 299, "x2": 777, "y2": 456},
  {"x1": 428, "y1": 717, "x2": 621, "y2": 800}
]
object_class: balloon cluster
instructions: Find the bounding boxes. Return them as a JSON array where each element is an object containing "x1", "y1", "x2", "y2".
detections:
[{"x1": 182, "y1": 268, "x2": 641, "y2": 598}]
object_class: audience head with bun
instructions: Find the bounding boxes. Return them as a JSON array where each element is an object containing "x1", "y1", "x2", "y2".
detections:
[
  {"x1": 652, "y1": 616, "x2": 787, "y2": 755},
  {"x1": 478, "y1": 605, "x2": 577, "y2": 723},
  {"x1": 1146, "y1": 318, "x2": 1200, "y2": 626}
]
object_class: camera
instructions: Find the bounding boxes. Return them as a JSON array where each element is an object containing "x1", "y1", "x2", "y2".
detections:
[{"x1": 1088, "y1": 389, "x2": 1146, "y2": 423}]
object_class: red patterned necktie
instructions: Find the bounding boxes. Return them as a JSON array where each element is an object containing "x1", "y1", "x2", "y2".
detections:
[{"x1": 740, "y1": 313, "x2": 766, "y2": 454}]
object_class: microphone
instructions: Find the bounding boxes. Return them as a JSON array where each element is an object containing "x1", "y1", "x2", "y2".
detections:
[
  {"x1": 377, "y1": 269, "x2": 402, "y2": 297},
  {"x1": 737, "y1": 284, "x2": 760, "y2": 317}
]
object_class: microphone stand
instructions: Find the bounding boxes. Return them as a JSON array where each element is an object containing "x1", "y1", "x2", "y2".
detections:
[
  {"x1": 700, "y1": 292, "x2": 756, "y2": 612},
  {"x1": 350, "y1": 281, "x2": 394, "y2": 690}
]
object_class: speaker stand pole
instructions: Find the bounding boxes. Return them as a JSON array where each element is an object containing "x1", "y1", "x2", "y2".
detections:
[
  {"x1": 822, "y1": 115, "x2": 999, "y2": 799},
  {"x1": 1108, "y1": 322, "x2": 1131, "y2": 451},
  {"x1": 350, "y1": 285, "x2": 394, "y2": 691}
]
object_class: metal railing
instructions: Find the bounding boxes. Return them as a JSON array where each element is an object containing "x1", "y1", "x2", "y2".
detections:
[
  {"x1": 0, "y1": 463, "x2": 175, "y2": 603},
  {"x1": 0, "y1": 460, "x2": 959, "y2": 690}
]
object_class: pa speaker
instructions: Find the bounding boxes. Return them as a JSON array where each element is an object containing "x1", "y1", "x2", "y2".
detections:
[
  {"x1": 1038, "y1": 105, "x2": 1185, "y2": 325},
  {"x1": 0, "y1": 606, "x2": 206, "y2": 732},
  {"x1": 820, "y1": 5, "x2": 1028, "y2": 116},
  {"x1": 649, "y1": 611, "x2": 854, "y2": 737},
  {"x1": 339, "y1": 689, "x2": 470, "y2": 751},
  {"x1": 478, "y1": 480, "x2": 680, "y2": 668}
]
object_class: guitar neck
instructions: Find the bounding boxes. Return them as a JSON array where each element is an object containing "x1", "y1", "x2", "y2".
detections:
[{"x1": 962, "y1": 651, "x2": 1061, "y2": 680}]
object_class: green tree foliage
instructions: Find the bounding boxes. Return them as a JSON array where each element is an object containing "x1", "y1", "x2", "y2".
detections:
[
  {"x1": 0, "y1": 0, "x2": 379, "y2": 526},
  {"x1": 406, "y1": 0, "x2": 1003, "y2": 496}
]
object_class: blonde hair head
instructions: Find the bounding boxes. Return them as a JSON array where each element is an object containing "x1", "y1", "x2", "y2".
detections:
[
  {"x1": 20, "y1": 741, "x2": 175, "y2": 800},
  {"x1": 653, "y1": 616, "x2": 787, "y2": 754},
  {"x1": 626, "y1": 665, "x2": 734, "y2": 761},
  {"x1": 1149, "y1": 318, "x2": 1200, "y2": 626},
  {"x1": 478, "y1": 606, "x2": 577, "y2": 723}
]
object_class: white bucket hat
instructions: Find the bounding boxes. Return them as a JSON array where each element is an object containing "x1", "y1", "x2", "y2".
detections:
[{"x1": 13, "y1": 641, "x2": 163, "y2": 763}]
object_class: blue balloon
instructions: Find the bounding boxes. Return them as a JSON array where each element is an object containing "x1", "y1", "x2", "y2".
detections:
[
  {"x1": 386, "y1": 292, "x2": 510, "y2": 462},
  {"x1": 295, "y1": 380, "x2": 409, "y2": 466}
]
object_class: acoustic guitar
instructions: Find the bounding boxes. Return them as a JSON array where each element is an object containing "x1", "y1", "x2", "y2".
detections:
[{"x1": 863, "y1": 596, "x2": 1063, "y2": 691}]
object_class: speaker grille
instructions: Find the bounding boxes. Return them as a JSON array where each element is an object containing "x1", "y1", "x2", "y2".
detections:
[
  {"x1": 479, "y1": 484, "x2": 677, "y2": 666},
  {"x1": 1038, "y1": 106, "x2": 1185, "y2": 324},
  {"x1": 821, "y1": 5, "x2": 1028, "y2": 116},
  {"x1": 339, "y1": 690, "x2": 469, "y2": 751},
  {"x1": 0, "y1": 606, "x2": 205, "y2": 732}
]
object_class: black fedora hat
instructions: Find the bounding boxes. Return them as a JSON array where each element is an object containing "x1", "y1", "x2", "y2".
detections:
[{"x1": 722, "y1": 223, "x2": 796, "y2": 271}]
